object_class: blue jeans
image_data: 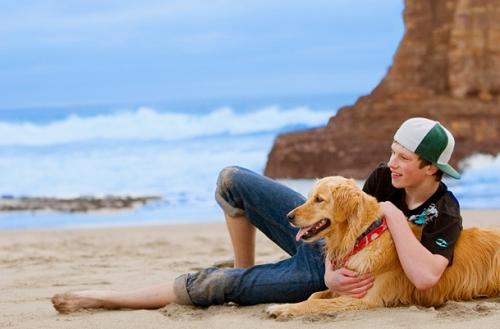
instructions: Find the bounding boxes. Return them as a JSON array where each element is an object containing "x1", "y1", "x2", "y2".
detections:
[{"x1": 174, "y1": 166, "x2": 327, "y2": 306}]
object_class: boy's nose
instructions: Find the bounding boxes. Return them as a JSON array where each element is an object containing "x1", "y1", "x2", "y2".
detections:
[{"x1": 388, "y1": 155, "x2": 397, "y2": 168}]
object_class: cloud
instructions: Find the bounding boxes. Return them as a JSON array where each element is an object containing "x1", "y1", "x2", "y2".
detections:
[
  {"x1": 0, "y1": 1, "x2": 238, "y2": 49},
  {"x1": 1, "y1": 1, "x2": 216, "y2": 31}
]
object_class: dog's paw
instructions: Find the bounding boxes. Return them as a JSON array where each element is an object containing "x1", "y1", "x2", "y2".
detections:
[{"x1": 266, "y1": 304, "x2": 296, "y2": 318}]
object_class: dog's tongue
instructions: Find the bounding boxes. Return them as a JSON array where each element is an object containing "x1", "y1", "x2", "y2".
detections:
[{"x1": 295, "y1": 226, "x2": 311, "y2": 241}]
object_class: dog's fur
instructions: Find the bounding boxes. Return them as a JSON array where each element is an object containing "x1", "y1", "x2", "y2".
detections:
[{"x1": 267, "y1": 176, "x2": 500, "y2": 317}]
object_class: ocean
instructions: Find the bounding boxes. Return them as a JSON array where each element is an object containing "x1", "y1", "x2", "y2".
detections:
[{"x1": 1, "y1": 95, "x2": 499, "y2": 229}]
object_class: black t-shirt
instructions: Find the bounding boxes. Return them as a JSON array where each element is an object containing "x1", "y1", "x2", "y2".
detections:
[{"x1": 362, "y1": 164, "x2": 462, "y2": 264}]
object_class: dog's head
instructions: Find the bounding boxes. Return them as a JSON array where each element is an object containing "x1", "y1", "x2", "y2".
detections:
[{"x1": 288, "y1": 176, "x2": 374, "y2": 243}]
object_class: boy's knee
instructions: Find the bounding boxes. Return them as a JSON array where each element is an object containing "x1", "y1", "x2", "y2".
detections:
[
  {"x1": 215, "y1": 166, "x2": 246, "y2": 217},
  {"x1": 216, "y1": 166, "x2": 241, "y2": 193}
]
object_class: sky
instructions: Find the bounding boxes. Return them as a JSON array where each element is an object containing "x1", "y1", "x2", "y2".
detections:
[{"x1": 0, "y1": 0, "x2": 404, "y2": 109}]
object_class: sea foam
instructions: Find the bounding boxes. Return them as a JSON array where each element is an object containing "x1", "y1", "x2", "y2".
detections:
[{"x1": 0, "y1": 106, "x2": 334, "y2": 146}]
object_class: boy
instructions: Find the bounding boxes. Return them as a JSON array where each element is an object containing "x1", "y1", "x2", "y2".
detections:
[{"x1": 52, "y1": 117, "x2": 462, "y2": 312}]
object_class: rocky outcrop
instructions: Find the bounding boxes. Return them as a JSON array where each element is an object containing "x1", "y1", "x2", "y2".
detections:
[
  {"x1": 265, "y1": 0, "x2": 500, "y2": 179},
  {"x1": 0, "y1": 196, "x2": 162, "y2": 213}
]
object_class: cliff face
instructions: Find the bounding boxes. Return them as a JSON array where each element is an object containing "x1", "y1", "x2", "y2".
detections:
[{"x1": 264, "y1": 0, "x2": 500, "y2": 179}]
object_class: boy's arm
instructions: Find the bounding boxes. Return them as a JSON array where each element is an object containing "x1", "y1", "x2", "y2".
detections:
[{"x1": 379, "y1": 201, "x2": 449, "y2": 290}]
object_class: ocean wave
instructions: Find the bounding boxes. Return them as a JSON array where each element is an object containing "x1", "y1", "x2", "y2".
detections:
[
  {"x1": 0, "y1": 106, "x2": 335, "y2": 146},
  {"x1": 459, "y1": 153, "x2": 500, "y2": 173}
]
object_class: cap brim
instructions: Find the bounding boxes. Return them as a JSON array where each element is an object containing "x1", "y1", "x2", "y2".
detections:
[{"x1": 436, "y1": 163, "x2": 461, "y2": 179}]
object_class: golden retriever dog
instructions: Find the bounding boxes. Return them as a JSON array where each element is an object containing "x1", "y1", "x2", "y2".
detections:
[{"x1": 266, "y1": 176, "x2": 500, "y2": 317}]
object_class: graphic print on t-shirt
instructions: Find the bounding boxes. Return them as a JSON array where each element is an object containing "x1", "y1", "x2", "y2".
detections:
[
  {"x1": 408, "y1": 204, "x2": 438, "y2": 225},
  {"x1": 435, "y1": 238, "x2": 449, "y2": 248}
]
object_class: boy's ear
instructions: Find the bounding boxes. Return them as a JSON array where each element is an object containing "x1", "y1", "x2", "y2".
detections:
[{"x1": 425, "y1": 164, "x2": 439, "y2": 176}]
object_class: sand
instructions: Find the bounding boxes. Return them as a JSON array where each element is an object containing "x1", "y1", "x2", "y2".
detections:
[{"x1": 1, "y1": 209, "x2": 499, "y2": 329}]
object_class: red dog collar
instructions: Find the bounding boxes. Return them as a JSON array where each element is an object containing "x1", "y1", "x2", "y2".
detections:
[{"x1": 333, "y1": 217, "x2": 388, "y2": 268}]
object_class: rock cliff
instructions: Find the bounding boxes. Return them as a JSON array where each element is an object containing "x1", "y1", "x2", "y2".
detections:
[{"x1": 264, "y1": 0, "x2": 500, "y2": 179}]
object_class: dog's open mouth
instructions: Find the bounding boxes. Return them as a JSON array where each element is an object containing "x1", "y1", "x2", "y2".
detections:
[{"x1": 295, "y1": 218, "x2": 331, "y2": 241}]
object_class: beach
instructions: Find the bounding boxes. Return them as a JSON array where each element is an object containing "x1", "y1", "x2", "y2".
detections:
[{"x1": 1, "y1": 209, "x2": 499, "y2": 329}]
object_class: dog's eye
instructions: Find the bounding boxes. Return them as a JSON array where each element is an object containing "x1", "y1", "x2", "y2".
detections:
[{"x1": 315, "y1": 196, "x2": 323, "y2": 203}]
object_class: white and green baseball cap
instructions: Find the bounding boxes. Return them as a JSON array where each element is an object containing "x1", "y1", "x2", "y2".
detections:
[{"x1": 394, "y1": 117, "x2": 461, "y2": 179}]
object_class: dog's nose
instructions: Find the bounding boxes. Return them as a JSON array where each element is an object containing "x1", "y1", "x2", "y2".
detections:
[{"x1": 287, "y1": 211, "x2": 295, "y2": 223}]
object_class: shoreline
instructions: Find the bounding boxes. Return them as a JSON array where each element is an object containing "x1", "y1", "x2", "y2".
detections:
[
  {"x1": 0, "y1": 208, "x2": 497, "y2": 232},
  {"x1": 1, "y1": 210, "x2": 499, "y2": 328}
]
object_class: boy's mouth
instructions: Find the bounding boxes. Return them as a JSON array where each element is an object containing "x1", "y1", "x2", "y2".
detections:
[{"x1": 391, "y1": 171, "x2": 402, "y2": 178}]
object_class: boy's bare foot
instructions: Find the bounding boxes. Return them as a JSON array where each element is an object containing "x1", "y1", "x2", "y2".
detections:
[{"x1": 51, "y1": 291, "x2": 115, "y2": 314}]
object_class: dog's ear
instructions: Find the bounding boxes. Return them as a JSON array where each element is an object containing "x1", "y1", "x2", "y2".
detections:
[{"x1": 330, "y1": 180, "x2": 362, "y2": 222}]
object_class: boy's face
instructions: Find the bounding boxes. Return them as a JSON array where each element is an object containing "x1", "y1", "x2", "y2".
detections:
[{"x1": 388, "y1": 142, "x2": 437, "y2": 189}]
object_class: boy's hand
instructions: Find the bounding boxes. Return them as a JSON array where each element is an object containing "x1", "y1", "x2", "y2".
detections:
[
  {"x1": 379, "y1": 201, "x2": 405, "y2": 223},
  {"x1": 324, "y1": 258, "x2": 374, "y2": 298}
]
